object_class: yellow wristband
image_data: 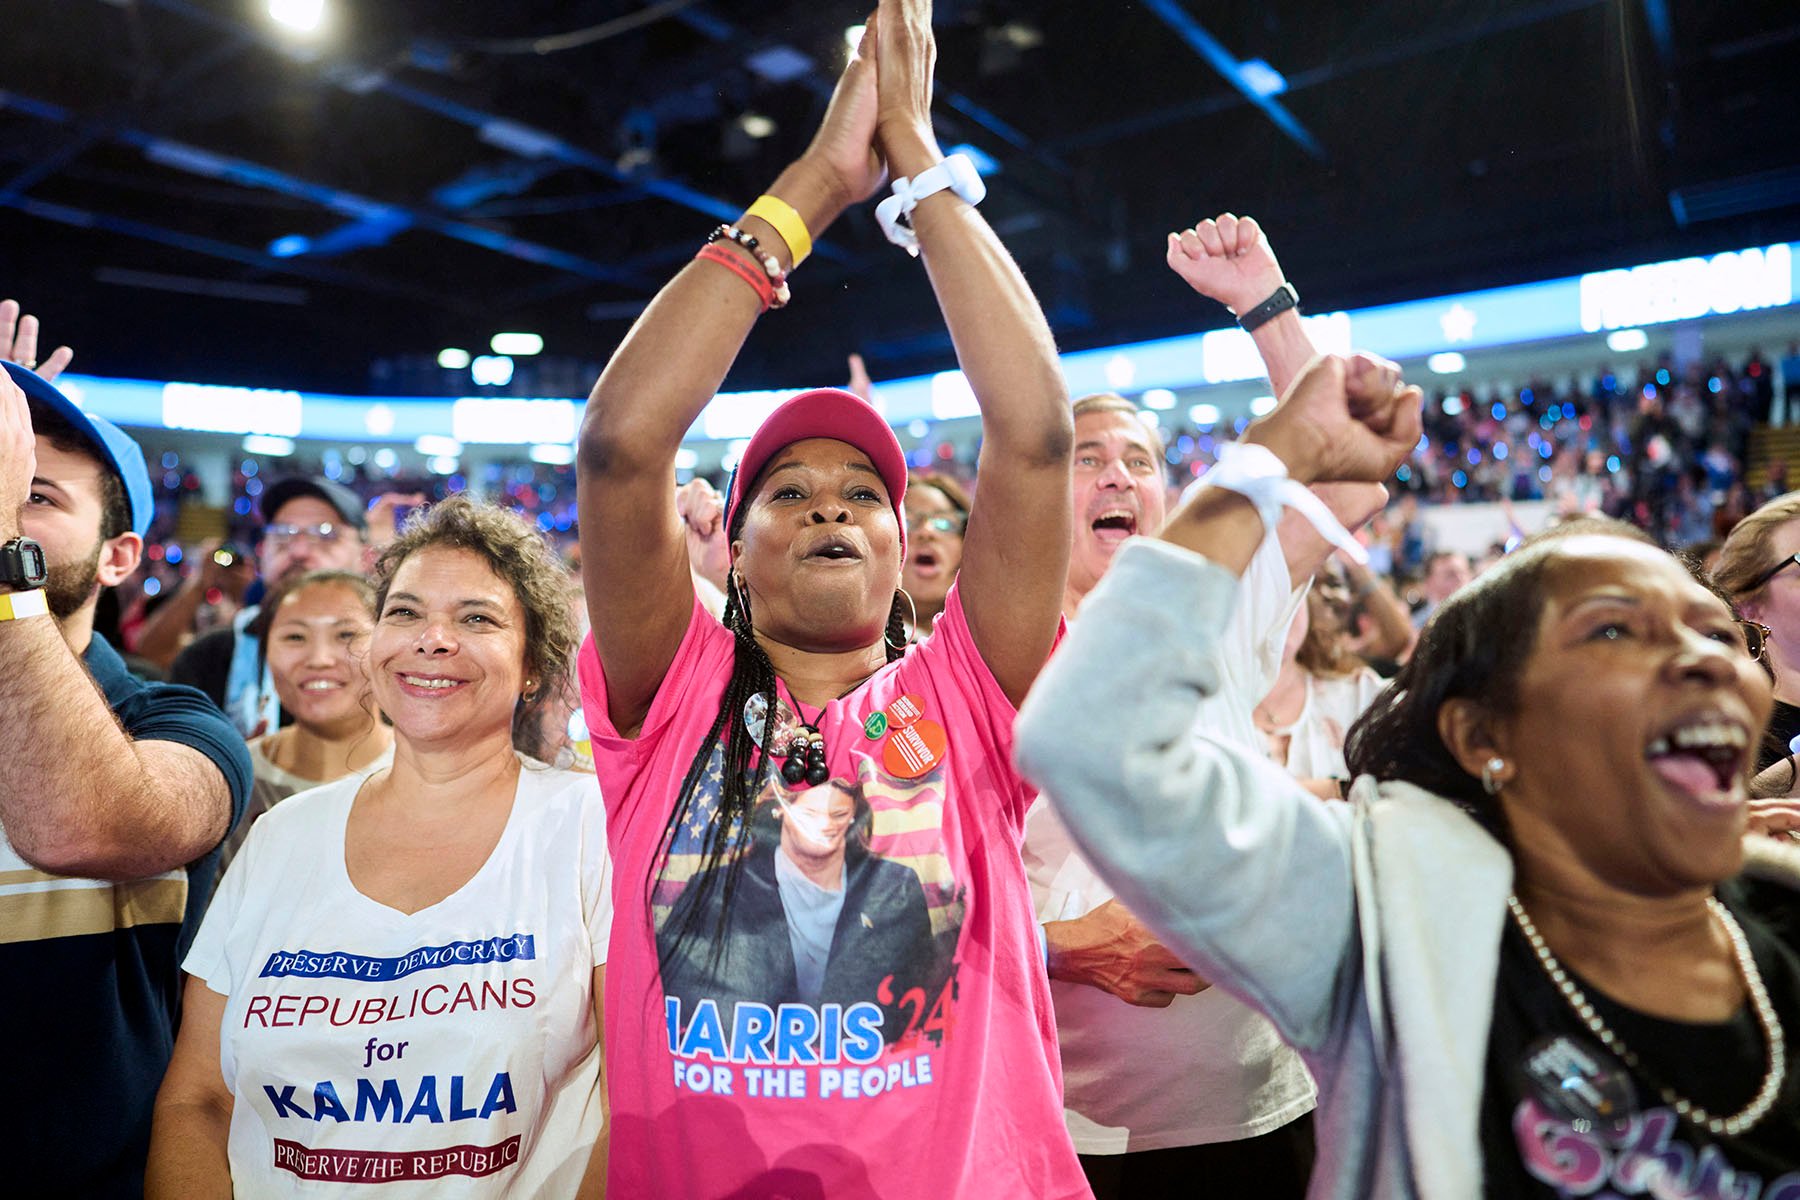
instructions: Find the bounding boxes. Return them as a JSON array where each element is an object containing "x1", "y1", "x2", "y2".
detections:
[
  {"x1": 746, "y1": 195, "x2": 812, "y2": 268},
  {"x1": 0, "y1": 589, "x2": 49, "y2": 622}
]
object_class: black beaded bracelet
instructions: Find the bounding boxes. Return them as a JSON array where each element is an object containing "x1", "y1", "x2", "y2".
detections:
[{"x1": 709, "y1": 223, "x2": 763, "y2": 258}]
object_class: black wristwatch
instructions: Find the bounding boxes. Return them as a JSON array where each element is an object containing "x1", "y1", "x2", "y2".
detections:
[
  {"x1": 0, "y1": 537, "x2": 48, "y2": 590},
  {"x1": 1237, "y1": 283, "x2": 1300, "y2": 333}
]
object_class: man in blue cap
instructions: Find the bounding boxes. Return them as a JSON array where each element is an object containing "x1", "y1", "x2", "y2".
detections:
[{"x1": 0, "y1": 357, "x2": 252, "y2": 1196}]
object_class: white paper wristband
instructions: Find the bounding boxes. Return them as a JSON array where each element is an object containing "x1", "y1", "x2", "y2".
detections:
[{"x1": 1190, "y1": 442, "x2": 1368, "y2": 564}]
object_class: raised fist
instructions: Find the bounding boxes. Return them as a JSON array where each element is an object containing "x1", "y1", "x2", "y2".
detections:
[
  {"x1": 1166, "y1": 213, "x2": 1286, "y2": 318},
  {"x1": 1246, "y1": 352, "x2": 1423, "y2": 486}
]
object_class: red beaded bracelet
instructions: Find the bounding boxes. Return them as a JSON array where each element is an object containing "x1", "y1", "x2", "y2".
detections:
[
  {"x1": 695, "y1": 243, "x2": 775, "y2": 312},
  {"x1": 708, "y1": 223, "x2": 791, "y2": 309}
]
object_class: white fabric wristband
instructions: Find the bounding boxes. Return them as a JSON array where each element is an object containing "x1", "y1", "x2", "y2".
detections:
[
  {"x1": 874, "y1": 154, "x2": 987, "y2": 257},
  {"x1": 1190, "y1": 442, "x2": 1368, "y2": 564}
]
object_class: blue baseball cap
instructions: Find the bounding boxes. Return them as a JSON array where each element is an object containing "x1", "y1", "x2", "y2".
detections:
[{"x1": 3, "y1": 362, "x2": 155, "y2": 537}]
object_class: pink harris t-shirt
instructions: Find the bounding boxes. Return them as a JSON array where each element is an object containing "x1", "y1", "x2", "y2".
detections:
[{"x1": 579, "y1": 583, "x2": 1088, "y2": 1199}]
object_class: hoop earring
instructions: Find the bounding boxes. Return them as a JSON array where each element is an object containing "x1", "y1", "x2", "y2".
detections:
[
  {"x1": 886, "y1": 588, "x2": 917, "y2": 651},
  {"x1": 1480, "y1": 756, "x2": 1507, "y2": 797},
  {"x1": 729, "y1": 571, "x2": 754, "y2": 631}
]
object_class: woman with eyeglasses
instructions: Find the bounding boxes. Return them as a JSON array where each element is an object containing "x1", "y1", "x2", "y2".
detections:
[
  {"x1": 901, "y1": 471, "x2": 971, "y2": 638},
  {"x1": 1715, "y1": 493, "x2": 1800, "y2": 770},
  {"x1": 1019, "y1": 352, "x2": 1800, "y2": 1196}
]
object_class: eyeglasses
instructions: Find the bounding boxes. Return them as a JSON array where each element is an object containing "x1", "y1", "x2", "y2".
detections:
[
  {"x1": 264, "y1": 522, "x2": 343, "y2": 546},
  {"x1": 907, "y1": 513, "x2": 966, "y2": 536},
  {"x1": 1747, "y1": 553, "x2": 1800, "y2": 593},
  {"x1": 1736, "y1": 619, "x2": 1772, "y2": 664}
]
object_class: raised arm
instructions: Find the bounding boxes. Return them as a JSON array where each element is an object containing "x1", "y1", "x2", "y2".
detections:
[
  {"x1": 1168, "y1": 215, "x2": 1389, "y2": 585},
  {"x1": 1341, "y1": 547, "x2": 1417, "y2": 661},
  {"x1": 0, "y1": 376, "x2": 241, "y2": 879},
  {"x1": 876, "y1": 0, "x2": 1070, "y2": 705},
  {"x1": 1016, "y1": 353, "x2": 1422, "y2": 1048},
  {"x1": 577, "y1": 35, "x2": 885, "y2": 736}
]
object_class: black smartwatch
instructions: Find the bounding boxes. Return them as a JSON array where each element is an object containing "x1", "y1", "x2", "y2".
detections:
[
  {"x1": 1237, "y1": 283, "x2": 1300, "y2": 333},
  {"x1": 0, "y1": 537, "x2": 48, "y2": 590}
]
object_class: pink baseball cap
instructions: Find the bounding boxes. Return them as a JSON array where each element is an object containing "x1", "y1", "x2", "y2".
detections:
[{"x1": 724, "y1": 387, "x2": 910, "y2": 557}]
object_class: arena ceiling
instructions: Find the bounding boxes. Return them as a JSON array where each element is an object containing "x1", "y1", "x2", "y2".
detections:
[{"x1": 2, "y1": 0, "x2": 1797, "y2": 395}]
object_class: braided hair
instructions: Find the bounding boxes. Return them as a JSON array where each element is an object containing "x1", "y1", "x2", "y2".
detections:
[{"x1": 653, "y1": 499, "x2": 910, "y2": 967}]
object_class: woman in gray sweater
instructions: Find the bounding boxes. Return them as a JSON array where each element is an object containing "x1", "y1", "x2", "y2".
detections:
[{"x1": 1017, "y1": 352, "x2": 1800, "y2": 1198}]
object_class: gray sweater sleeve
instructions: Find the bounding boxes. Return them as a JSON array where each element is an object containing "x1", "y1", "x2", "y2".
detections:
[{"x1": 1015, "y1": 537, "x2": 1356, "y2": 1052}]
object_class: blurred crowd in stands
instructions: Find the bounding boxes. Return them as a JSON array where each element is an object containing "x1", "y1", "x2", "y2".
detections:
[{"x1": 104, "y1": 345, "x2": 1795, "y2": 672}]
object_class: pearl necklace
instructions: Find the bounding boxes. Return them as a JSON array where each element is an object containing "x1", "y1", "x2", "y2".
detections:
[{"x1": 1505, "y1": 894, "x2": 1786, "y2": 1138}]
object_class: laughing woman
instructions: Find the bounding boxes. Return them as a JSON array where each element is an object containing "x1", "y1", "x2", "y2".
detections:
[
  {"x1": 575, "y1": 1, "x2": 1084, "y2": 1196},
  {"x1": 1018, "y1": 354, "x2": 1800, "y2": 1196}
]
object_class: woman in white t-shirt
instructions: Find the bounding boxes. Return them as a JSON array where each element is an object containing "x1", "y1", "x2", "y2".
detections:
[
  {"x1": 149, "y1": 497, "x2": 611, "y2": 1198},
  {"x1": 1255, "y1": 563, "x2": 1386, "y2": 795}
]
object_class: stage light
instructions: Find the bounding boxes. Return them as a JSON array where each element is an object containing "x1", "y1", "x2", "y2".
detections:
[
  {"x1": 242, "y1": 434, "x2": 296, "y2": 457},
  {"x1": 1105, "y1": 354, "x2": 1137, "y2": 390},
  {"x1": 738, "y1": 114, "x2": 778, "y2": 140},
  {"x1": 1606, "y1": 328, "x2": 1648, "y2": 352},
  {"x1": 427, "y1": 456, "x2": 461, "y2": 475},
  {"x1": 1188, "y1": 403, "x2": 1220, "y2": 426},
  {"x1": 437, "y1": 348, "x2": 471, "y2": 370},
  {"x1": 268, "y1": 235, "x2": 311, "y2": 258},
  {"x1": 1428, "y1": 352, "x2": 1466, "y2": 374},
  {"x1": 471, "y1": 354, "x2": 515, "y2": 386},
  {"x1": 1250, "y1": 395, "x2": 1277, "y2": 416},
  {"x1": 268, "y1": 0, "x2": 325, "y2": 34},
  {"x1": 414, "y1": 435, "x2": 463, "y2": 457},
  {"x1": 845, "y1": 25, "x2": 866, "y2": 52},
  {"x1": 489, "y1": 333, "x2": 543, "y2": 356},
  {"x1": 1238, "y1": 59, "x2": 1288, "y2": 99},
  {"x1": 373, "y1": 448, "x2": 399, "y2": 470},
  {"x1": 529, "y1": 444, "x2": 576, "y2": 466},
  {"x1": 1141, "y1": 388, "x2": 1176, "y2": 411},
  {"x1": 452, "y1": 399, "x2": 577, "y2": 445},
  {"x1": 673, "y1": 448, "x2": 700, "y2": 470}
]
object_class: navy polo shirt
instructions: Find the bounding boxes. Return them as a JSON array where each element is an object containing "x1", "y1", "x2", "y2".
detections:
[{"x1": 0, "y1": 632, "x2": 251, "y2": 1197}]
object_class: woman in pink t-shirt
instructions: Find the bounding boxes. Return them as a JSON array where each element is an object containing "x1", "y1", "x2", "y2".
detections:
[{"x1": 573, "y1": 3, "x2": 1087, "y2": 1196}]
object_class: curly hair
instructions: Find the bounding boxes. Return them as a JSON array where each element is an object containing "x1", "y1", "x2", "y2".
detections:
[{"x1": 369, "y1": 495, "x2": 577, "y2": 758}]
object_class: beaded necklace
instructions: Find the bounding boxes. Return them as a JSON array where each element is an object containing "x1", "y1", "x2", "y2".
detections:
[{"x1": 1505, "y1": 893, "x2": 1786, "y2": 1138}]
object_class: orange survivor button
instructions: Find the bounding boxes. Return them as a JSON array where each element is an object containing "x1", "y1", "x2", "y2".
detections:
[{"x1": 882, "y1": 718, "x2": 947, "y2": 779}]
